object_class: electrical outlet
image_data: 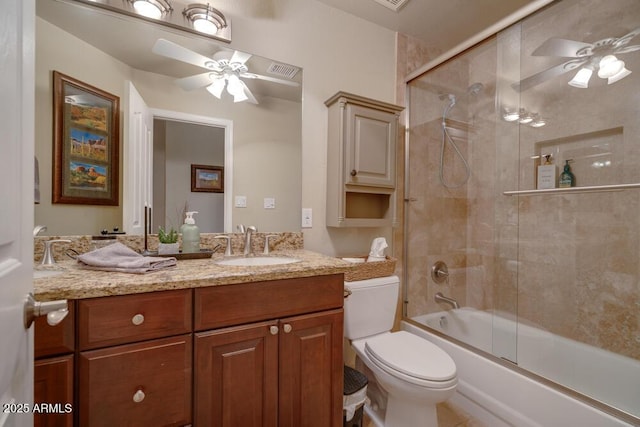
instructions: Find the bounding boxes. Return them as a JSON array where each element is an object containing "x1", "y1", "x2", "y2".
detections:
[
  {"x1": 301, "y1": 208, "x2": 312, "y2": 228},
  {"x1": 235, "y1": 196, "x2": 247, "y2": 208}
]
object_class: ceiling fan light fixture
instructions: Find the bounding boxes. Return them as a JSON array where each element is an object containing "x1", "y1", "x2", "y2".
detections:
[
  {"x1": 183, "y1": 3, "x2": 227, "y2": 36},
  {"x1": 607, "y1": 66, "x2": 631, "y2": 84},
  {"x1": 529, "y1": 114, "x2": 546, "y2": 128},
  {"x1": 597, "y1": 55, "x2": 624, "y2": 78},
  {"x1": 129, "y1": 0, "x2": 172, "y2": 19},
  {"x1": 206, "y1": 78, "x2": 225, "y2": 99},
  {"x1": 568, "y1": 66, "x2": 593, "y2": 88}
]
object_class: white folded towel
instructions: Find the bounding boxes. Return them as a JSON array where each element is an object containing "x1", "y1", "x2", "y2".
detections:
[{"x1": 77, "y1": 242, "x2": 177, "y2": 274}]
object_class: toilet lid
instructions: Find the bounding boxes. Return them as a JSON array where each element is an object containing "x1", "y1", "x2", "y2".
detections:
[{"x1": 364, "y1": 331, "x2": 456, "y2": 382}]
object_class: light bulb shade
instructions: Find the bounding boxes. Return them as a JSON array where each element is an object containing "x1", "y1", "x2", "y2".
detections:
[
  {"x1": 183, "y1": 3, "x2": 227, "y2": 35},
  {"x1": 608, "y1": 67, "x2": 631, "y2": 84},
  {"x1": 568, "y1": 67, "x2": 593, "y2": 88},
  {"x1": 131, "y1": 0, "x2": 172, "y2": 19},
  {"x1": 598, "y1": 55, "x2": 624, "y2": 78},
  {"x1": 226, "y1": 75, "x2": 243, "y2": 96},
  {"x1": 206, "y1": 78, "x2": 225, "y2": 98},
  {"x1": 502, "y1": 108, "x2": 519, "y2": 122},
  {"x1": 518, "y1": 108, "x2": 533, "y2": 124}
]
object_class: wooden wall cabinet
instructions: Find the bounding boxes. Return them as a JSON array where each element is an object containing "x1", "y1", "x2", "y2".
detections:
[{"x1": 325, "y1": 91, "x2": 404, "y2": 227}]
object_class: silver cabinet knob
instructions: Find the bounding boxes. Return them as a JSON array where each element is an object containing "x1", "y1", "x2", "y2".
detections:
[
  {"x1": 133, "y1": 389, "x2": 145, "y2": 403},
  {"x1": 269, "y1": 325, "x2": 279, "y2": 335},
  {"x1": 132, "y1": 314, "x2": 145, "y2": 326},
  {"x1": 283, "y1": 324, "x2": 292, "y2": 333}
]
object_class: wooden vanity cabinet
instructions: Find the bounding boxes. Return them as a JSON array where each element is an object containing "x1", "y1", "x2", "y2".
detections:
[
  {"x1": 76, "y1": 289, "x2": 193, "y2": 427},
  {"x1": 34, "y1": 303, "x2": 75, "y2": 427},
  {"x1": 194, "y1": 275, "x2": 344, "y2": 427}
]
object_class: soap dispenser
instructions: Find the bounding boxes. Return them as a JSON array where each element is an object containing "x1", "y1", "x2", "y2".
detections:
[
  {"x1": 181, "y1": 211, "x2": 200, "y2": 253},
  {"x1": 559, "y1": 159, "x2": 576, "y2": 188}
]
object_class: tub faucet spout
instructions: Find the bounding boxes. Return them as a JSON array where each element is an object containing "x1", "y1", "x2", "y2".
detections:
[{"x1": 435, "y1": 292, "x2": 460, "y2": 309}]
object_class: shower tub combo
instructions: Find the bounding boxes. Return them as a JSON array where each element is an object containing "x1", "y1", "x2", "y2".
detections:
[
  {"x1": 404, "y1": 309, "x2": 639, "y2": 426},
  {"x1": 402, "y1": 0, "x2": 640, "y2": 425}
]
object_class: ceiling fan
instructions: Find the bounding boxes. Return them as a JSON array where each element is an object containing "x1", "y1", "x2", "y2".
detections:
[
  {"x1": 152, "y1": 39, "x2": 300, "y2": 104},
  {"x1": 513, "y1": 27, "x2": 640, "y2": 92}
]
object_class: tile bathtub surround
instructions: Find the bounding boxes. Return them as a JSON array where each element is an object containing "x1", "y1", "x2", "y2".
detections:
[{"x1": 34, "y1": 232, "x2": 304, "y2": 263}]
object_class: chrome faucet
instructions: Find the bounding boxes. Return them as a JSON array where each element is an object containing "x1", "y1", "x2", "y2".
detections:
[
  {"x1": 434, "y1": 292, "x2": 460, "y2": 309},
  {"x1": 33, "y1": 225, "x2": 47, "y2": 237},
  {"x1": 40, "y1": 239, "x2": 72, "y2": 265},
  {"x1": 243, "y1": 226, "x2": 257, "y2": 256}
]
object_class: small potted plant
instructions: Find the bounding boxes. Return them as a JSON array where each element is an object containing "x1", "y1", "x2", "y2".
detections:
[{"x1": 157, "y1": 226, "x2": 179, "y2": 255}]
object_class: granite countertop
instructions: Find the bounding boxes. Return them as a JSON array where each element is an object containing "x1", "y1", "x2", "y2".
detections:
[{"x1": 34, "y1": 250, "x2": 355, "y2": 301}]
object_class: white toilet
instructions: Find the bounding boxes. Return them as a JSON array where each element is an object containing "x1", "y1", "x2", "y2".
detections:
[{"x1": 344, "y1": 275, "x2": 457, "y2": 427}]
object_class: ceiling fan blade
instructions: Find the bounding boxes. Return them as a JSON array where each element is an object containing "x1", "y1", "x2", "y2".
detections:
[
  {"x1": 532, "y1": 38, "x2": 593, "y2": 57},
  {"x1": 242, "y1": 72, "x2": 300, "y2": 87},
  {"x1": 613, "y1": 27, "x2": 640, "y2": 48},
  {"x1": 614, "y1": 44, "x2": 640, "y2": 55},
  {"x1": 175, "y1": 72, "x2": 214, "y2": 91},
  {"x1": 238, "y1": 80, "x2": 258, "y2": 104},
  {"x1": 512, "y1": 59, "x2": 587, "y2": 92},
  {"x1": 230, "y1": 50, "x2": 252, "y2": 65},
  {"x1": 152, "y1": 39, "x2": 216, "y2": 70}
]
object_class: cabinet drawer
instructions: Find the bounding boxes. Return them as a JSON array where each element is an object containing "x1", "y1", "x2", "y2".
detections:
[
  {"x1": 194, "y1": 274, "x2": 344, "y2": 331},
  {"x1": 78, "y1": 289, "x2": 192, "y2": 350},
  {"x1": 78, "y1": 334, "x2": 192, "y2": 427},
  {"x1": 35, "y1": 302, "x2": 74, "y2": 359}
]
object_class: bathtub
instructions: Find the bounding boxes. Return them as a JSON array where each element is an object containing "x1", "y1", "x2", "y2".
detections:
[{"x1": 404, "y1": 308, "x2": 639, "y2": 427}]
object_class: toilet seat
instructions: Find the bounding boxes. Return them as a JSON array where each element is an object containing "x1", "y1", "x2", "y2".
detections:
[{"x1": 364, "y1": 331, "x2": 457, "y2": 389}]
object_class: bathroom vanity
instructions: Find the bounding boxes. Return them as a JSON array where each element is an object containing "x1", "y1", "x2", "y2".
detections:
[{"x1": 33, "y1": 250, "x2": 351, "y2": 427}]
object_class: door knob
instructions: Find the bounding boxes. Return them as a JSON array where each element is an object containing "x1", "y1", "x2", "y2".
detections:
[{"x1": 24, "y1": 293, "x2": 68, "y2": 328}]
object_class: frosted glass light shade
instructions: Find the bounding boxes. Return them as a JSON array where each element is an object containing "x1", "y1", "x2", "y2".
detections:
[
  {"x1": 608, "y1": 67, "x2": 631, "y2": 84},
  {"x1": 568, "y1": 67, "x2": 593, "y2": 88}
]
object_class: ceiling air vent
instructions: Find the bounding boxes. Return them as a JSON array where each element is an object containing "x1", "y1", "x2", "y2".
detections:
[
  {"x1": 267, "y1": 62, "x2": 299, "y2": 80},
  {"x1": 371, "y1": 0, "x2": 410, "y2": 12}
]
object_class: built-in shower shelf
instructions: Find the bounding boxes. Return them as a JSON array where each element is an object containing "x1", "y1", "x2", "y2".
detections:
[{"x1": 503, "y1": 183, "x2": 640, "y2": 196}]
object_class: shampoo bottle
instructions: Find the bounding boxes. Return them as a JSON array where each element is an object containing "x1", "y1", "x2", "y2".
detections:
[
  {"x1": 537, "y1": 154, "x2": 556, "y2": 189},
  {"x1": 181, "y1": 211, "x2": 200, "y2": 253},
  {"x1": 559, "y1": 160, "x2": 576, "y2": 188}
]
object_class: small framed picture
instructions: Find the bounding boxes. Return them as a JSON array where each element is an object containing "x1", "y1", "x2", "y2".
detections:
[
  {"x1": 52, "y1": 71, "x2": 120, "y2": 205},
  {"x1": 191, "y1": 164, "x2": 224, "y2": 193}
]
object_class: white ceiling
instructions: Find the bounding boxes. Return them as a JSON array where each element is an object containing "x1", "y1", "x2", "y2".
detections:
[{"x1": 316, "y1": 0, "x2": 540, "y2": 51}]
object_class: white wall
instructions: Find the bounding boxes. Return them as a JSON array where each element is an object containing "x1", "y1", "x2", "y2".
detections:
[
  {"x1": 35, "y1": 0, "x2": 398, "y2": 256},
  {"x1": 222, "y1": 0, "x2": 398, "y2": 255}
]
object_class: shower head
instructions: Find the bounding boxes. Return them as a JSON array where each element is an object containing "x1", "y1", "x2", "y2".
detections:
[
  {"x1": 439, "y1": 93, "x2": 456, "y2": 107},
  {"x1": 467, "y1": 82, "x2": 484, "y2": 96}
]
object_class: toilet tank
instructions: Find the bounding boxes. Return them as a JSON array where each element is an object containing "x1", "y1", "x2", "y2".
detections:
[{"x1": 344, "y1": 275, "x2": 400, "y2": 340}]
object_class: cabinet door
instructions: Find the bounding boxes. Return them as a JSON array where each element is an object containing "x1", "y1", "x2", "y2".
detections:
[
  {"x1": 194, "y1": 321, "x2": 278, "y2": 427},
  {"x1": 34, "y1": 355, "x2": 73, "y2": 427},
  {"x1": 346, "y1": 104, "x2": 396, "y2": 188},
  {"x1": 279, "y1": 309, "x2": 344, "y2": 427},
  {"x1": 78, "y1": 334, "x2": 192, "y2": 427},
  {"x1": 35, "y1": 302, "x2": 74, "y2": 359}
]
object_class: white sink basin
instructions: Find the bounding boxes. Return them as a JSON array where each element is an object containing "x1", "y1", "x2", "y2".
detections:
[
  {"x1": 33, "y1": 269, "x2": 65, "y2": 279},
  {"x1": 216, "y1": 256, "x2": 301, "y2": 267}
]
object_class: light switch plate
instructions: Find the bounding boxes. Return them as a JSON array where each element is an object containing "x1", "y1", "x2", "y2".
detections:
[
  {"x1": 235, "y1": 196, "x2": 247, "y2": 208},
  {"x1": 264, "y1": 197, "x2": 275, "y2": 209},
  {"x1": 301, "y1": 208, "x2": 312, "y2": 228}
]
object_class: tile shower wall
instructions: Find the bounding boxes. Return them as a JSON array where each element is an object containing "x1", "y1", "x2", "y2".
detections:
[{"x1": 403, "y1": 0, "x2": 640, "y2": 379}]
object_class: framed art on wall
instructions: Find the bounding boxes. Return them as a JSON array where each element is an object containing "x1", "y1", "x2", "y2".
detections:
[
  {"x1": 52, "y1": 71, "x2": 120, "y2": 205},
  {"x1": 191, "y1": 164, "x2": 224, "y2": 193}
]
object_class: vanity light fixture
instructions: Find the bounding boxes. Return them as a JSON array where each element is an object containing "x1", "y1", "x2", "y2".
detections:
[
  {"x1": 128, "y1": 0, "x2": 172, "y2": 19},
  {"x1": 529, "y1": 114, "x2": 546, "y2": 128},
  {"x1": 183, "y1": 3, "x2": 227, "y2": 36},
  {"x1": 502, "y1": 107, "x2": 520, "y2": 122}
]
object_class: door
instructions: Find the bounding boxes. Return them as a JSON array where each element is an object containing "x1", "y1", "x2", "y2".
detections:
[
  {"x1": 194, "y1": 321, "x2": 278, "y2": 427},
  {"x1": 122, "y1": 82, "x2": 153, "y2": 235},
  {"x1": 278, "y1": 309, "x2": 344, "y2": 427},
  {"x1": 0, "y1": 0, "x2": 35, "y2": 426}
]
